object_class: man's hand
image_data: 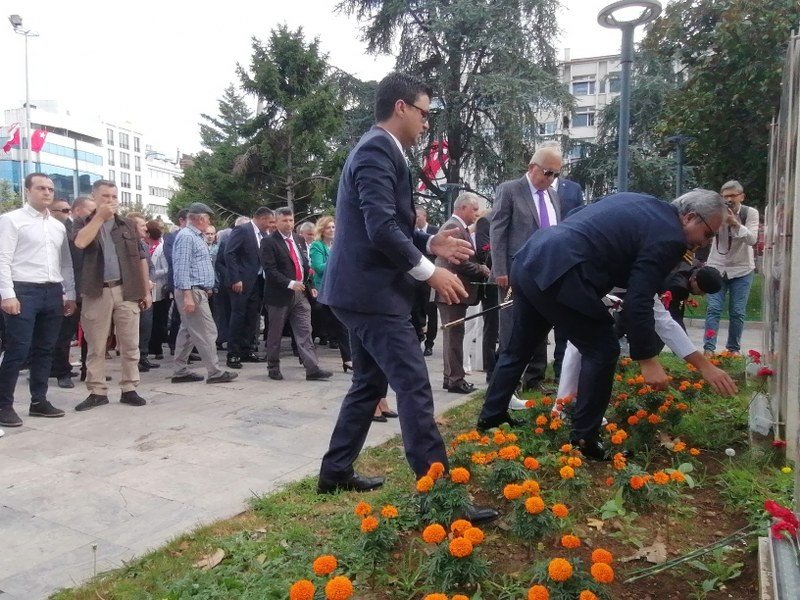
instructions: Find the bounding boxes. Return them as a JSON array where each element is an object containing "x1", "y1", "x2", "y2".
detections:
[
  {"x1": 639, "y1": 358, "x2": 669, "y2": 391},
  {"x1": 495, "y1": 275, "x2": 509, "y2": 289},
  {"x1": 231, "y1": 281, "x2": 243, "y2": 294},
  {"x1": 1, "y1": 298, "x2": 21, "y2": 315},
  {"x1": 63, "y1": 300, "x2": 77, "y2": 316},
  {"x1": 290, "y1": 281, "x2": 306, "y2": 292},
  {"x1": 427, "y1": 267, "x2": 468, "y2": 305},
  {"x1": 430, "y1": 228, "x2": 474, "y2": 265},
  {"x1": 183, "y1": 291, "x2": 196, "y2": 314},
  {"x1": 96, "y1": 202, "x2": 116, "y2": 222},
  {"x1": 479, "y1": 264, "x2": 491, "y2": 279},
  {"x1": 142, "y1": 293, "x2": 153, "y2": 311},
  {"x1": 700, "y1": 363, "x2": 739, "y2": 396},
  {"x1": 311, "y1": 288, "x2": 318, "y2": 299},
  {"x1": 724, "y1": 207, "x2": 739, "y2": 227}
]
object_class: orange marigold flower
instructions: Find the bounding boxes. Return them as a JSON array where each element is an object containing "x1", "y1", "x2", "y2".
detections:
[
  {"x1": 670, "y1": 470, "x2": 686, "y2": 483},
  {"x1": 525, "y1": 398, "x2": 537, "y2": 408},
  {"x1": 617, "y1": 430, "x2": 628, "y2": 440},
  {"x1": 524, "y1": 456, "x2": 540, "y2": 470},
  {"x1": 381, "y1": 505, "x2": 398, "y2": 519},
  {"x1": 354, "y1": 501, "x2": 372, "y2": 517},
  {"x1": 606, "y1": 422, "x2": 618, "y2": 432},
  {"x1": 541, "y1": 396, "x2": 553, "y2": 406},
  {"x1": 627, "y1": 415, "x2": 639, "y2": 426},
  {"x1": 627, "y1": 377, "x2": 636, "y2": 385},
  {"x1": 422, "y1": 523, "x2": 447, "y2": 544},
  {"x1": 591, "y1": 548, "x2": 614, "y2": 564},
  {"x1": 522, "y1": 479, "x2": 541, "y2": 495},
  {"x1": 693, "y1": 382, "x2": 703, "y2": 390},
  {"x1": 550, "y1": 418, "x2": 563, "y2": 430},
  {"x1": 360, "y1": 516, "x2": 379, "y2": 533},
  {"x1": 615, "y1": 374, "x2": 623, "y2": 381},
  {"x1": 548, "y1": 557, "x2": 574, "y2": 582},
  {"x1": 635, "y1": 409, "x2": 647, "y2": 419},
  {"x1": 525, "y1": 495, "x2": 546, "y2": 514},
  {"x1": 560, "y1": 466, "x2": 575, "y2": 480},
  {"x1": 324, "y1": 575, "x2": 354, "y2": 600},
  {"x1": 289, "y1": 579, "x2": 316, "y2": 600},
  {"x1": 567, "y1": 457, "x2": 582, "y2": 468},
  {"x1": 312, "y1": 555, "x2": 338, "y2": 576},
  {"x1": 658, "y1": 405, "x2": 669, "y2": 414},
  {"x1": 690, "y1": 447, "x2": 701, "y2": 456},
  {"x1": 463, "y1": 526, "x2": 485, "y2": 545},
  {"x1": 560, "y1": 443, "x2": 573, "y2": 453},
  {"x1": 494, "y1": 431, "x2": 508, "y2": 445},
  {"x1": 427, "y1": 462, "x2": 445, "y2": 480},
  {"x1": 648, "y1": 414, "x2": 662, "y2": 425},
  {"x1": 552, "y1": 503, "x2": 569, "y2": 518},
  {"x1": 535, "y1": 427, "x2": 544, "y2": 435},
  {"x1": 528, "y1": 585, "x2": 550, "y2": 600},
  {"x1": 613, "y1": 452, "x2": 627, "y2": 470},
  {"x1": 451, "y1": 467, "x2": 471, "y2": 484},
  {"x1": 449, "y1": 536, "x2": 474, "y2": 558},
  {"x1": 605, "y1": 476, "x2": 615, "y2": 487},
  {"x1": 506, "y1": 432, "x2": 519, "y2": 442},
  {"x1": 536, "y1": 415, "x2": 548, "y2": 426},
  {"x1": 579, "y1": 591, "x2": 599, "y2": 600},
  {"x1": 629, "y1": 475, "x2": 646, "y2": 490},
  {"x1": 422, "y1": 595, "x2": 448, "y2": 600},
  {"x1": 504, "y1": 483, "x2": 524, "y2": 500},
  {"x1": 452, "y1": 596, "x2": 470, "y2": 600},
  {"x1": 677, "y1": 403, "x2": 689, "y2": 411},
  {"x1": 561, "y1": 534, "x2": 581, "y2": 548},
  {"x1": 617, "y1": 392, "x2": 629, "y2": 400},
  {"x1": 416, "y1": 475, "x2": 434, "y2": 493},
  {"x1": 479, "y1": 435, "x2": 491, "y2": 445},
  {"x1": 673, "y1": 441, "x2": 687, "y2": 452},
  {"x1": 611, "y1": 434, "x2": 624, "y2": 445},
  {"x1": 450, "y1": 519, "x2": 472, "y2": 535},
  {"x1": 590, "y1": 562, "x2": 615, "y2": 584},
  {"x1": 653, "y1": 471, "x2": 670, "y2": 485},
  {"x1": 499, "y1": 445, "x2": 522, "y2": 461}
]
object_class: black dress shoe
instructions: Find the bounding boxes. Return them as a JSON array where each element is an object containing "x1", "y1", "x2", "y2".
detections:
[
  {"x1": 154, "y1": 353, "x2": 164, "y2": 360},
  {"x1": 382, "y1": 410, "x2": 398, "y2": 418},
  {"x1": 372, "y1": 414, "x2": 388, "y2": 423},
  {"x1": 571, "y1": 438, "x2": 612, "y2": 462},
  {"x1": 240, "y1": 352, "x2": 266, "y2": 363},
  {"x1": 268, "y1": 369, "x2": 284, "y2": 381},
  {"x1": 207, "y1": 371, "x2": 239, "y2": 384},
  {"x1": 477, "y1": 412, "x2": 525, "y2": 432},
  {"x1": 137, "y1": 361, "x2": 150, "y2": 373},
  {"x1": 171, "y1": 373, "x2": 204, "y2": 384},
  {"x1": 447, "y1": 381, "x2": 476, "y2": 394},
  {"x1": 306, "y1": 369, "x2": 333, "y2": 381},
  {"x1": 75, "y1": 394, "x2": 110, "y2": 412},
  {"x1": 317, "y1": 472, "x2": 385, "y2": 494},
  {"x1": 120, "y1": 391, "x2": 147, "y2": 406},
  {"x1": 423, "y1": 347, "x2": 433, "y2": 356},
  {"x1": 463, "y1": 503, "x2": 500, "y2": 525},
  {"x1": 57, "y1": 375, "x2": 75, "y2": 389},
  {"x1": 226, "y1": 356, "x2": 242, "y2": 369},
  {"x1": 140, "y1": 358, "x2": 160, "y2": 370}
]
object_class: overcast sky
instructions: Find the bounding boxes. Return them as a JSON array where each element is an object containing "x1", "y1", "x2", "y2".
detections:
[{"x1": 0, "y1": 0, "x2": 652, "y2": 154}]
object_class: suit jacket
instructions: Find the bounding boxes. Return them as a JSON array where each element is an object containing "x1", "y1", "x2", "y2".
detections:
[
  {"x1": 490, "y1": 174, "x2": 561, "y2": 280},
  {"x1": 556, "y1": 177, "x2": 584, "y2": 216},
  {"x1": 261, "y1": 230, "x2": 312, "y2": 307},
  {"x1": 514, "y1": 193, "x2": 687, "y2": 360},
  {"x1": 434, "y1": 216, "x2": 487, "y2": 306},
  {"x1": 224, "y1": 222, "x2": 262, "y2": 291},
  {"x1": 474, "y1": 214, "x2": 492, "y2": 269},
  {"x1": 319, "y1": 126, "x2": 430, "y2": 316}
]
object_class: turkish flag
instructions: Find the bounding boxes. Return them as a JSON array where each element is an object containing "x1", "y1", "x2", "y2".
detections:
[
  {"x1": 2, "y1": 123, "x2": 20, "y2": 153},
  {"x1": 31, "y1": 129, "x2": 48, "y2": 153},
  {"x1": 418, "y1": 139, "x2": 449, "y2": 191}
]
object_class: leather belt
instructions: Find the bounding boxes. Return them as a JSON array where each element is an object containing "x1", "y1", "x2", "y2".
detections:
[{"x1": 103, "y1": 279, "x2": 123, "y2": 288}]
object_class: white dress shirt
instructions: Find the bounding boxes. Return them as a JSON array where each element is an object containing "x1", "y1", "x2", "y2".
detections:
[
  {"x1": 526, "y1": 173, "x2": 558, "y2": 227},
  {"x1": 705, "y1": 205, "x2": 759, "y2": 279},
  {"x1": 0, "y1": 203, "x2": 75, "y2": 300}
]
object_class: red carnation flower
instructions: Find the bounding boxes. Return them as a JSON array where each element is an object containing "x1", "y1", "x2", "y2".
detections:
[
  {"x1": 765, "y1": 500, "x2": 799, "y2": 527},
  {"x1": 705, "y1": 329, "x2": 716, "y2": 338},
  {"x1": 660, "y1": 291, "x2": 672, "y2": 310},
  {"x1": 748, "y1": 349, "x2": 762, "y2": 363},
  {"x1": 771, "y1": 520, "x2": 798, "y2": 539},
  {"x1": 758, "y1": 367, "x2": 775, "y2": 377},
  {"x1": 773, "y1": 440, "x2": 787, "y2": 449},
  {"x1": 481, "y1": 243, "x2": 491, "y2": 252}
]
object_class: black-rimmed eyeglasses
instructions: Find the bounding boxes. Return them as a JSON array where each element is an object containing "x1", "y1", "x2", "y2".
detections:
[
  {"x1": 533, "y1": 163, "x2": 560, "y2": 178},
  {"x1": 696, "y1": 213, "x2": 716, "y2": 239},
  {"x1": 406, "y1": 101, "x2": 430, "y2": 122}
]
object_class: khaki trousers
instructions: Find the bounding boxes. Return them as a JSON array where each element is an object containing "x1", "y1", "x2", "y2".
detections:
[
  {"x1": 81, "y1": 286, "x2": 141, "y2": 394},
  {"x1": 173, "y1": 289, "x2": 223, "y2": 377}
]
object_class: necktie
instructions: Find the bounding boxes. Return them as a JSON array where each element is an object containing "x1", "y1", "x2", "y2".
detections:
[
  {"x1": 536, "y1": 190, "x2": 551, "y2": 229},
  {"x1": 285, "y1": 237, "x2": 303, "y2": 282}
]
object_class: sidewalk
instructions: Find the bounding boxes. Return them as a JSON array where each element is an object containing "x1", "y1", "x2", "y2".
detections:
[{"x1": 0, "y1": 322, "x2": 764, "y2": 598}]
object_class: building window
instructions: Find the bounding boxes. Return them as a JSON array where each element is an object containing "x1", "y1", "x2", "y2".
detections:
[
  {"x1": 134, "y1": 156, "x2": 141, "y2": 171},
  {"x1": 119, "y1": 132, "x2": 129, "y2": 150},
  {"x1": 136, "y1": 193, "x2": 142, "y2": 204},
  {"x1": 537, "y1": 122, "x2": 557, "y2": 135},
  {"x1": 135, "y1": 175, "x2": 142, "y2": 190},
  {"x1": 121, "y1": 191, "x2": 131, "y2": 205},
  {"x1": 572, "y1": 110, "x2": 595, "y2": 128},
  {"x1": 120, "y1": 172, "x2": 131, "y2": 189},
  {"x1": 120, "y1": 152, "x2": 130, "y2": 169},
  {"x1": 107, "y1": 128, "x2": 114, "y2": 145},
  {"x1": 607, "y1": 72, "x2": 621, "y2": 94},
  {"x1": 108, "y1": 169, "x2": 115, "y2": 182},
  {"x1": 107, "y1": 149, "x2": 115, "y2": 166},
  {"x1": 134, "y1": 137, "x2": 140, "y2": 153},
  {"x1": 572, "y1": 77, "x2": 596, "y2": 96}
]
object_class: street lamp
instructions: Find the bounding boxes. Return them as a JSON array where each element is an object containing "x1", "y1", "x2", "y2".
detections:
[
  {"x1": 8, "y1": 14, "x2": 38, "y2": 180},
  {"x1": 598, "y1": 0, "x2": 661, "y2": 192},
  {"x1": 666, "y1": 134, "x2": 694, "y2": 196}
]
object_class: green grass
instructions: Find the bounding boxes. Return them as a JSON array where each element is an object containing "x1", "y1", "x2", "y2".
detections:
[{"x1": 684, "y1": 272, "x2": 763, "y2": 321}]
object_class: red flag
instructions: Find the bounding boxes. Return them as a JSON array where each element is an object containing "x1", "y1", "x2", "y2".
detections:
[
  {"x1": 31, "y1": 129, "x2": 48, "y2": 153},
  {"x1": 2, "y1": 123, "x2": 20, "y2": 153},
  {"x1": 418, "y1": 139, "x2": 449, "y2": 191}
]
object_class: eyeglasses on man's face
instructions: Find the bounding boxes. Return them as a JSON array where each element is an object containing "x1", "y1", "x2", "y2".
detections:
[
  {"x1": 53, "y1": 208, "x2": 71, "y2": 214},
  {"x1": 406, "y1": 101, "x2": 430, "y2": 122},
  {"x1": 695, "y1": 213, "x2": 716, "y2": 239},
  {"x1": 533, "y1": 163, "x2": 560, "y2": 179}
]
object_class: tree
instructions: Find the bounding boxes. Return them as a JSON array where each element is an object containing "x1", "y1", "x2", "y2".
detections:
[
  {"x1": 234, "y1": 25, "x2": 344, "y2": 218},
  {"x1": 0, "y1": 179, "x2": 22, "y2": 213},
  {"x1": 338, "y1": 0, "x2": 572, "y2": 195},
  {"x1": 642, "y1": 0, "x2": 800, "y2": 208}
]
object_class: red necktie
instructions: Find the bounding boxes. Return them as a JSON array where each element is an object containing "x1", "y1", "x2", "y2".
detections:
[{"x1": 285, "y1": 237, "x2": 303, "y2": 282}]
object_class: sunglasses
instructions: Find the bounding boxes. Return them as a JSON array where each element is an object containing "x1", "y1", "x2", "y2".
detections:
[
  {"x1": 53, "y1": 208, "x2": 71, "y2": 214},
  {"x1": 407, "y1": 101, "x2": 430, "y2": 122},
  {"x1": 533, "y1": 163, "x2": 560, "y2": 178}
]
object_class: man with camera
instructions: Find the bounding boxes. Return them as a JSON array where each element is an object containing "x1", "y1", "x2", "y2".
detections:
[{"x1": 702, "y1": 180, "x2": 760, "y2": 356}]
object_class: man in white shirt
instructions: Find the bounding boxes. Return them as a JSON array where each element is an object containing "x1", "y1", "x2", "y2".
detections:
[
  {"x1": 0, "y1": 173, "x2": 77, "y2": 428},
  {"x1": 702, "y1": 180, "x2": 760, "y2": 355}
]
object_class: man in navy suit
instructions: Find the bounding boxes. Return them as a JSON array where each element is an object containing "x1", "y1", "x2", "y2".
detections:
[
  {"x1": 477, "y1": 190, "x2": 727, "y2": 460},
  {"x1": 317, "y1": 74, "x2": 494, "y2": 523},
  {"x1": 223, "y1": 207, "x2": 274, "y2": 368}
]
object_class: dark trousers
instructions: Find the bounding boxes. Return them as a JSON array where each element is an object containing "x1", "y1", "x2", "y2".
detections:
[
  {"x1": 139, "y1": 305, "x2": 153, "y2": 356},
  {"x1": 481, "y1": 285, "x2": 500, "y2": 375},
  {"x1": 411, "y1": 282, "x2": 438, "y2": 348},
  {"x1": 149, "y1": 298, "x2": 170, "y2": 355},
  {"x1": 553, "y1": 326, "x2": 568, "y2": 380},
  {"x1": 0, "y1": 283, "x2": 64, "y2": 409},
  {"x1": 321, "y1": 304, "x2": 352, "y2": 363},
  {"x1": 51, "y1": 310, "x2": 79, "y2": 378},
  {"x1": 168, "y1": 299, "x2": 181, "y2": 352},
  {"x1": 228, "y1": 277, "x2": 263, "y2": 357},
  {"x1": 499, "y1": 294, "x2": 548, "y2": 387},
  {"x1": 214, "y1": 287, "x2": 231, "y2": 345},
  {"x1": 321, "y1": 308, "x2": 448, "y2": 480},
  {"x1": 438, "y1": 303, "x2": 468, "y2": 387},
  {"x1": 479, "y1": 270, "x2": 619, "y2": 441}
]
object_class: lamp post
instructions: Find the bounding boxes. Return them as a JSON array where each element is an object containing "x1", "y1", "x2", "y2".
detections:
[
  {"x1": 666, "y1": 134, "x2": 694, "y2": 197},
  {"x1": 598, "y1": 0, "x2": 661, "y2": 192},
  {"x1": 8, "y1": 14, "x2": 38, "y2": 180}
]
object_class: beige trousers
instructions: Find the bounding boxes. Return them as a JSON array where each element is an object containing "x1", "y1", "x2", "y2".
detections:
[{"x1": 81, "y1": 286, "x2": 141, "y2": 394}]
